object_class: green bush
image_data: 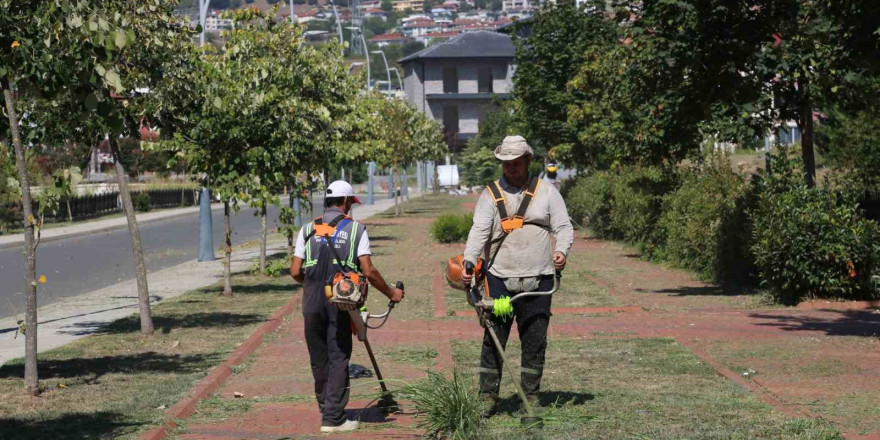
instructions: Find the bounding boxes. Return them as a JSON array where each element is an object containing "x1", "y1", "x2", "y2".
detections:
[
  {"x1": 608, "y1": 165, "x2": 676, "y2": 256},
  {"x1": 430, "y1": 213, "x2": 473, "y2": 243},
  {"x1": 659, "y1": 154, "x2": 754, "y2": 283},
  {"x1": 750, "y1": 153, "x2": 879, "y2": 304},
  {"x1": 566, "y1": 171, "x2": 616, "y2": 238},
  {"x1": 131, "y1": 192, "x2": 151, "y2": 212},
  {"x1": 564, "y1": 165, "x2": 675, "y2": 256},
  {"x1": 251, "y1": 254, "x2": 291, "y2": 277}
]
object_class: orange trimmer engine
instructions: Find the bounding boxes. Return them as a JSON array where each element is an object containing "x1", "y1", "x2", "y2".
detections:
[{"x1": 325, "y1": 272, "x2": 368, "y2": 311}]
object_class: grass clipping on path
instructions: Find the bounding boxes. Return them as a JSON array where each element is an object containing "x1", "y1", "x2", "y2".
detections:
[{"x1": 401, "y1": 369, "x2": 485, "y2": 440}]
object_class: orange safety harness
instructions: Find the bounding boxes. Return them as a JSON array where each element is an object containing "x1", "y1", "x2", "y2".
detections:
[{"x1": 486, "y1": 176, "x2": 541, "y2": 234}]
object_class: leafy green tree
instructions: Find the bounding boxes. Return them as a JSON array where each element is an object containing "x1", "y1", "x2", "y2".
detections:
[
  {"x1": 1, "y1": 0, "x2": 110, "y2": 392},
  {"x1": 460, "y1": 108, "x2": 516, "y2": 186},
  {"x1": 381, "y1": 0, "x2": 393, "y2": 12},
  {"x1": 817, "y1": 80, "x2": 880, "y2": 194},
  {"x1": 370, "y1": 97, "x2": 446, "y2": 215},
  {"x1": 490, "y1": 0, "x2": 502, "y2": 11},
  {"x1": 567, "y1": 0, "x2": 778, "y2": 168},
  {"x1": 402, "y1": 40, "x2": 425, "y2": 57},
  {"x1": 168, "y1": 9, "x2": 362, "y2": 291},
  {"x1": 754, "y1": 0, "x2": 880, "y2": 187},
  {"x1": 512, "y1": 0, "x2": 618, "y2": 164}
]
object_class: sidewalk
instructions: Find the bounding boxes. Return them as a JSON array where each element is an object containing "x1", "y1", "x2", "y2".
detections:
[
  {"x1": 162, "y1": 196, "x2": 880, "y2": 440},
  {"x1": 0, "y1": 193, "x2": 416, "y2": 367}
]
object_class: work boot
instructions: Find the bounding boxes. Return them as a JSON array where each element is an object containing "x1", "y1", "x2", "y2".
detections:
[
  {"x1": 521, "y1": 394, "x2": 545, "y2": 415},
  {"x1": 480, "y1": 393, "x2": 499, "y2": 418}
]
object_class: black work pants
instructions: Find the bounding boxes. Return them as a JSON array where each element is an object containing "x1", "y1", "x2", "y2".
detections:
[
  {"x1": 303, "y1": 296, "x2": 353, "y2": 427},
  {"x1": 479, "y1": 273, "x2": 553, "y2": 399}
]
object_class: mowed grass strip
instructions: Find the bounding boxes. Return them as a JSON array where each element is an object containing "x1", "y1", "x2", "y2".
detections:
[
  {"x1": 360, "y1": 194, "x2": 469, "y2": 321},
  {"x1": 450, "y1": 338, "x2": 842, "y2": 440},
  {"x1": 0, "y1": 274, "x2": 297, "y2": 440},
  {"x1": 703, "y1": 335, "x2": 880, "y2": 435}
]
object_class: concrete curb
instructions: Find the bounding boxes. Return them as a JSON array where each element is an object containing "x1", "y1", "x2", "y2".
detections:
[
  {"x1": 0, "y1": 204, "x2": 226, "y2": 250},
  {"x1": 141, "y1": 292, "x2": 301, "y2": 440}
]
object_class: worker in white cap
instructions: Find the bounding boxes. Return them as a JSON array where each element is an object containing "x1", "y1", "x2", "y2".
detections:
[
  {"x1": 290, "y1": 180, "x2": 404, "y2": 433},
  {"x1": 460, "y1": 135, "x2": 574, "y2": 416}
]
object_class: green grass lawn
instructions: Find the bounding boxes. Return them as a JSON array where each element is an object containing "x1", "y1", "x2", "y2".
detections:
[
  {"x1": 450, "y1": 338, "x2": 843, "y2": 440},
  {"x1": 0, "y1": 274, "x2": 296, "y2": 440}
]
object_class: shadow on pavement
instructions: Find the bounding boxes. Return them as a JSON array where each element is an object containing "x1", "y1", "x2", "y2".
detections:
[
  {"x1": 0, "y1": 412, "x2": 137, "y2": 440},
  {"x1": 0, "y1": 351, "x2": 220, "y2": 380},
  {"x1": 0, "y1": 297, "x2": 160, "y2": 336},
  {"x1": 748, "y1": 309, "x2": 880, "y2": 337}
]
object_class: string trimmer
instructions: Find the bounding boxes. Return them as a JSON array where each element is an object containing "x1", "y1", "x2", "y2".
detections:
[
  {"x1": 464, "y1": 262, "x2": 561, "y2": 428},
  {"x1": 348, "y1": 281, "x2": 404, "y2": 414}
]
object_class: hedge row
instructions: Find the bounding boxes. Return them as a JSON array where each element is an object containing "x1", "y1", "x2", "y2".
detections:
[{"x1": 567, "y1": 152, "x2": 879, "y2": 304}]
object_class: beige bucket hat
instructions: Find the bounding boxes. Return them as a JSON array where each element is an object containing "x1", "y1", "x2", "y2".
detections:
[{"x1": 493, "y1": 135, "x2": 534, "y2": 161}]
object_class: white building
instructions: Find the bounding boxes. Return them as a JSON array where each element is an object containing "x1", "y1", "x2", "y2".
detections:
[{"x1": 205, "y1": 15, "x2": 233, "y2": 32}]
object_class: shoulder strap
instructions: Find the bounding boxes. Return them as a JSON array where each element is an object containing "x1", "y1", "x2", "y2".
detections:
[
  {"x1": 487, "y1": 180, "x2": 509, "y2": 221},
  {"x1": 514, "y1": 176, "x2": 541, "y2": 220},
  {"x1": 307, "y1": 214, "x2": 349, "y2": 240}
]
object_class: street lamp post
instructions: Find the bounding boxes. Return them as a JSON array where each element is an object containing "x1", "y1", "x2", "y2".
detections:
[
  {"x1": 371, "y1": 50, "x2": 392, "y2": 92},
  {"x1": 393, "y1": 67, "x2": 403, "y2": 92},
  {"x1": 197, "y1": 0, "x2": 215, "y2": 262},
  {"x1": 198, "y1": 0, "x2": 212, "y2": 47},
  {"x1": 347, "y1": 27, "x2": 370, "y2": 89}
]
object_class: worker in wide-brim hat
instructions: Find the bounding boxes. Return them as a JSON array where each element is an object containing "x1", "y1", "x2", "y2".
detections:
[{"x1": 460, "y1": 135, "x2": 574, "y2": 416}]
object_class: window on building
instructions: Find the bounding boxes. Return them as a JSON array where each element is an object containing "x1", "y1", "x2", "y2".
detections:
[
  {"x1": 443, "y1": 66, "x2": 458, "y2": 94},
  {"x1": 443, "y1": 105, "x2": 459, "y2": 143},
  {"x1": 478, "y1": 65, "x2": 493, "y2": 93}
]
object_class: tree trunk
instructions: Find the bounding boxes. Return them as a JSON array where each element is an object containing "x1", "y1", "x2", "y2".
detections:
[
  {"x1": 800, "y1": 85, "x2": 816, "y2": 188},
  {"x1": 66, "y1": 198, "x2": 72, "y2": 223},
  {"x1": 109, "y1": 137, "x2": 154, "y2": 336},
  {"x1": 394, "y1": 180, "x2": 400, "y2": 217},
  {"x1": 259, "y1": 204, "x2": 267, "y2": 276},
  {"x1": 398, "y1": 172, "x2": 405, "y2": 214},
  {"x1": 4, "y1": 87, "x2": 40, "y2": 394},
  {"x1": 223, "y1": 201, "x2": 233, "y2": 296},
  {"x1": 286, "y1": 196, "x2": 294, "y2": 259}
]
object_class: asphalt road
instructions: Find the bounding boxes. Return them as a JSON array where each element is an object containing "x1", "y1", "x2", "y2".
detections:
[{"x1": 0, "y1": 198, "x2": 323, "y2": 321}]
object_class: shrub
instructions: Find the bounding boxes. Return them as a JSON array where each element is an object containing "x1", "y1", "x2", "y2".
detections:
[
  {"x1": 608, "y1": 165, "x2": 676, "y2": 256},
  {"x1": 131, "y1": 192, "x2": 151, "y2": 212},
  {"x1": 563, "y1": 165, "x2": 676, "y2": 255},
  {"x1": 430, "y1": 213, "x2": 473, "y2": 243},
  {"x1": 659, "y1": 154, "x2": 754, "y2": 283},
  {"x1": 566, "y1": 171, "x2": 616, "y2": 238},
  {"x1": 750, "y1": 152, "x2": 879, "y2": 304},
  {"x1": 251, "y1": 254, "x2": 291, "y2": 277}
]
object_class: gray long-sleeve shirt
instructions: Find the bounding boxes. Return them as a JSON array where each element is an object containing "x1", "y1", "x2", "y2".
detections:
[{"x1": 463, "y1": 176, "x2": 574, "y2": 278}]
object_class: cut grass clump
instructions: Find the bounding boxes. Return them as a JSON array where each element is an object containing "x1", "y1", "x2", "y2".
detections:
[{"x1": 400, "y1": 369, "x2": 485, "y2": 440}]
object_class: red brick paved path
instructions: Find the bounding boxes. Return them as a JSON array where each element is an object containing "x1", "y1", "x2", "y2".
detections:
[{"x1": 155, "y1": 233, "x2": 880, "y2": 440}]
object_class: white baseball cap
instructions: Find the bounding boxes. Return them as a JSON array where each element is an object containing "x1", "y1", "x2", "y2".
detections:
[{"x1": 326, "y1": 180, "x2": 361, "y2": 204}]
